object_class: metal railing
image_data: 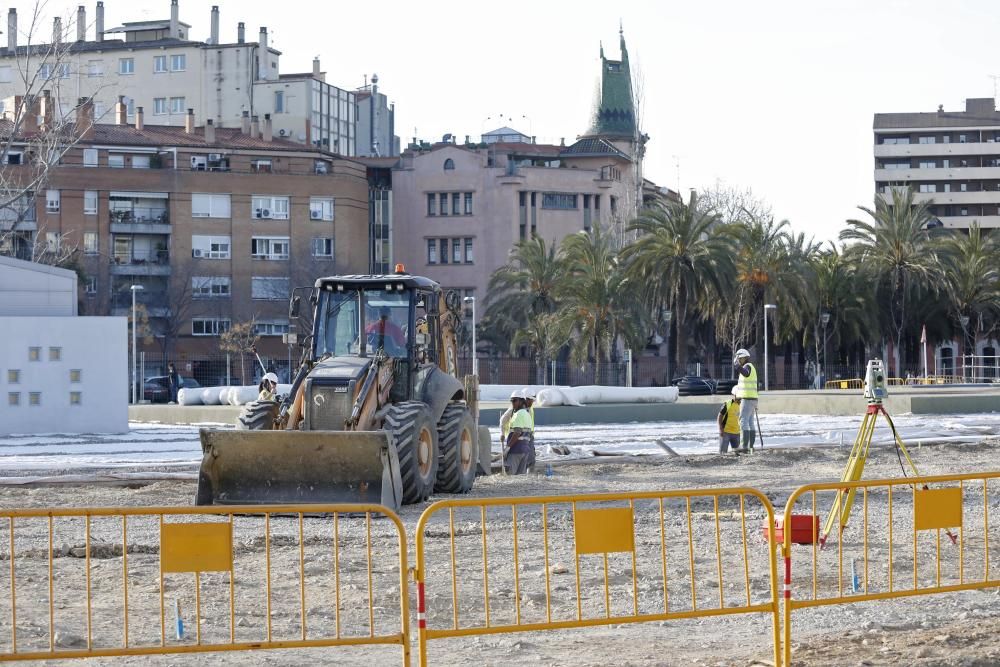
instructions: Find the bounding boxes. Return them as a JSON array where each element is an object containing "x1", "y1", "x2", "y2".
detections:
[
  {"x1": 109, "y1": 207, "x2": 169, "y2": 225},
  {"x1": 414, "y1": 489, "x2": 781, "y2": 667},
  {"x1": 0, "y1": 504, "x2": 410, "y2": 664}
]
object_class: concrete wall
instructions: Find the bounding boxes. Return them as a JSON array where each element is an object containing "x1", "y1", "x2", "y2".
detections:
[
  {"x1": 0, "y1": 316, "x2": 128, "y2": 434},
  {"x1": 0, "y1": 256, "x2": 77, "y2": 316}
]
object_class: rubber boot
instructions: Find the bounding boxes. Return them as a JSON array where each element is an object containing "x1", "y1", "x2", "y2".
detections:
[{"x1": 747, "y1": 430, "x2": 757, "y2": 454}]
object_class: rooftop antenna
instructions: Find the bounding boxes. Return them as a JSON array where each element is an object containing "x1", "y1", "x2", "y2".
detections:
[{"x1": 990, "y1": 75, "x2": 1000, "y2": 101}]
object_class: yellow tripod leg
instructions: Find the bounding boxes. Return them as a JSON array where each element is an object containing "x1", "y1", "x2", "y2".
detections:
[{"x1": 822, "y1": 408, "x2": 877, "y2": 545}]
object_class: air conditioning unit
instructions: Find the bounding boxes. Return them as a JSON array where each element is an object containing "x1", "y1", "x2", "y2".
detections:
[
  {"x1": 192, "y1": 248, "x2": 203, "y2": 257},
  {"x1": 190, "y1": 156, "x2": 207, "y2": 170},
  {"x1": 310, "y1": 210, "x2": 323, "y2": 220},
  {"x1": 279, "y1": 129, "x2": 287, "y2": 137},
  {"x1": 314, "y1": 162, "x2": 328, "y2": 174},
  {"x1": 260, "y1": 208, "x2": 272, "y2": 219},
  {"x1": 207, "y1": 153, "x2": 222, "y2": 162}
]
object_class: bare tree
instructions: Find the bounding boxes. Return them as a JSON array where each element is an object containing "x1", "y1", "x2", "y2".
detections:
[
  {"x1": 219, "y1": 317, "x2": 261, "y2": 386},
  {"x1": 699, "y1": 180, "x2": 773, "y2": 227}
]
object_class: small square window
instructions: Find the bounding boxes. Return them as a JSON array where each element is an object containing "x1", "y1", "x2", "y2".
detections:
[
  {"x1": 28, "y1": 347, "x2": 40, "y2": 361},
  {"x1": 7, "y1": 369, "x2": 19, "y2": 384},
  {"x1": 7, "y1": 392, "x2": 19, "y2": 406},
  {"x1": 49, "y1": 347, "x2": 61, "y2": 361},
  {"x1": 28, "y1": 392, "x2": 41, "y2": 406},
  {"x1": 70, "y1": 392, "x2": 82, "y2": 405},
  {"x1": 70, "y1": 369, "x2": 82, "y2": 383}
]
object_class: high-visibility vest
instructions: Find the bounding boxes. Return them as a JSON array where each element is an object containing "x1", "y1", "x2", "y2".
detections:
[
  {"x1": 510, "y1": 408, "x2": 532, "y2": 430},
  {"x1": 720, "y1": 399, "x2": 740, "y2": 434},
  {"x1": 737, "y1": 363, "x2": 758, "y2": 399}
]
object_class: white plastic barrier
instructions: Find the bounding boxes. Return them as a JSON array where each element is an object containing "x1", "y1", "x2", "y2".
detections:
[
  {"x1": 176, "y1": 387, "x2": 203, "y2": 406},
  {"x1": 535, "y1": 385, "x2": 678, "y2": 407},
  {"x1": 480, "y1": 384, "x2": 569, "y2": 402}
]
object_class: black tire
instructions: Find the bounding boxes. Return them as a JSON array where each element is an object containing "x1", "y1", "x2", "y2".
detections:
[
  {"x1": 435, "y1": 403, "x2": 477, "y2": 494},
  {"x1": 384, "y1": 401, "x2": 439, "y2": 504},
  {"x1": 236, "y1": 400, "x2": 278, "y2": 430}
]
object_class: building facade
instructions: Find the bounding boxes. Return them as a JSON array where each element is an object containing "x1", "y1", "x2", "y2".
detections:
[
  {"x1": 874, "y1": 97, "x2": 1000, "y2": 229},
  {"x1": 356, "y1": 74, "x2": 399, "y2": 158},
  {"x1": 2, "y1": 100, "x2": 369, "y2": 382},
  {"x1": 0, "y1": 1, "x2": 360, "y2": 155}
]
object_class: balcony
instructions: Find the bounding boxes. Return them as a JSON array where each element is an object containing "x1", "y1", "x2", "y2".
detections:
[
  {"x1": 109, "y1": 206, "x2": 171, "y2": 234},
  {"x1": 110, "y1": 292, "x2": 169, "y2": 318},
  {"x1": 874, "y1": 166, "x2": 1000, "y2": 182},
  {"x1": 937, "y1": 215, "x2": 1000, "y2": 229},
  {"x1": 875, "y1": 142, "x2": 1000, "y2": 158},
  {"x1": 887, "y1": 190, "x2": 1000, "y2": 206},
  {"x1": 110, "y1": 250, "x2": 171, "y2": 276}
]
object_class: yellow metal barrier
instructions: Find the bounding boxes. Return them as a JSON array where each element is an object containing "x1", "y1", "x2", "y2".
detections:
[
  {"x1": 414, "y1": 489, "x2": 782, "y2": 667},
  {"x1": 0, "y1": 504, "x2": 410, "y2": 665},
  {"x1": 781, "y1": 472, "x2": 1000, "y2": 667}
]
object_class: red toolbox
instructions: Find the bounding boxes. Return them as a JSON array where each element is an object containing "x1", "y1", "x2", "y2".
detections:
[{"x1": 764, "y1": 515, "x2": 819, "y2": 545}]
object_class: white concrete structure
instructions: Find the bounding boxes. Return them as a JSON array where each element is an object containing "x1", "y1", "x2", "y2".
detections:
[{"x1": 0, "y1": 255, "x2": 77, "y2": 315}]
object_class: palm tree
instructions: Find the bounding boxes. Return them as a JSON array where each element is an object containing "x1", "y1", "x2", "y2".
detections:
[
  {"x1": 938, "y1": 223, "x2": 1000, "y2": 375},
  {"x1": 552, "y1": 226, "x2": 645, "y2": 375},
  {"x1": 621, "y1": 192, "x2": 732, "y2": 374},
  {"x1": 840, "y1": 188, "x2": 941, "y2": 376},
  {"x1": 483, "y1": 236, "x2": 564, "y2": 381}
]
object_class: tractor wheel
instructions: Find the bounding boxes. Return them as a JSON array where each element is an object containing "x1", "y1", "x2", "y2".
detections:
[
  {"x1": 435, "y1": 403, "x2": 477, "y2": 493},
  {"x1": 384, "y1": 401, "x2": 439, "y2": 504},
  {"x1": 236, "y1": 400, "x2": 279, "y2": 430}
]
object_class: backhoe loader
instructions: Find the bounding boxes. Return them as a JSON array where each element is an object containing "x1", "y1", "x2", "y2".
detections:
[{"x1": 195, "y1": 267, "x2": 481, "y2": 511}]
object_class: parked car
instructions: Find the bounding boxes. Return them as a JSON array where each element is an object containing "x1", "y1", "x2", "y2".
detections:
[
  {"x1": 671, "y1": 376, "x2": 717, "y2": 396},
  {"x1": 143, "y1": 376, "x2": 200, "y2": 403}
]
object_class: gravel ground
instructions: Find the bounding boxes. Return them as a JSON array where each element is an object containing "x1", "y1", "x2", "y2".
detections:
[{"x1": 1, "y1": 437, "x2": 1000, "y2": 666}]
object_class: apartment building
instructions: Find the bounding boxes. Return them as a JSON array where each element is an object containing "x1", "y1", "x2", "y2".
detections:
[
  {"x1": 1, "y1": 98, "x2": 368, "y2": 376},
  {"x1": 0, "y1": 1, "x2": 359, "y2": 155},
  {"x1": 874, "y1": 97, "x2": 1000, "y2": 229},
  {"x1": 356, "y1": 74, "x2": 400, "y2": 158}
]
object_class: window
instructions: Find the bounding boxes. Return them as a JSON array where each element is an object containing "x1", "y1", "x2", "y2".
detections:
[
  {"x1": 84, "y1": 232, "x2": 98, "y2": 255},
  {"x1": 919, "y1": 161, "x2": 937, "y2": 169},
  {"x1": 252, "y1": 196, "x2": 290, "y2": 219},
  {"x1": 882, "y1": 136, "x2": 909, "y2": 145},
  {"x1": 153, "y1": 98, "x2": 167, "y2": 115},
  {"x1": 942, "y1": 160, "x2": 950, "y2": 168},
  {"x1": 452, "y1": 193, "x2": 460, "y2": 215},
  {"x1": 84, "y1": 190, "x2": 98, "y2": 214},
  {"x1": 119, "y1": 58, "x2": 134, "y2": 74},
  {"x1": 464, "y1": 238, "x2": 473, "y2": 263},
  {"x1": 312, "y1": 237, "x2": 333, "y2": 257},
  {"x1": 170, "y1": 54, "x2": 186, "y2": 71},
  {"x1": 427, "y1": 193, "x2": 435, "y2": 216},
  {"x1": 883, "y1": 161, "x2": 909, "y2": 170},
  {"x1": 427, "y1": 239, "x2": 437, "y2": 264},
  {"x1": 132, "y1": 155, "x2": 150, "y2": 169},
  {"x1": 444, "y1": 158, "x2": 455, "y2": 170},
  {"x1": 83, "y1": 149, "x2": 98, "y2": 167},
  {"x1": 46, "y1": 233, "x2": 61, "y2": 252},
  {"x1": 464, "y1": 192, "x2": 473, "y2": 215},
  {"x1": 255, "y1": 320, "x2": 290, "y2": 336},
  {"x1": 7, "y1": 369, "x2": 19, "y2": 384},
  {"x1": 191, "y1": 276, "x2": 231, "y2": 298},
  {"x1": 452, "y1": 238, "x2": 462, "y2": 264},
  {"x1": 943, "y1": 184, "x2": 951, "y2": 193},
  {"x1": 191, "y1": 234, "x2": 231, "y2": 259},
  {"x1": 49, "y1": 347, "x2": 61, "y2": 361},
  {"x1": 170, "y1": 97, "x2": 185, "y2": 114},
  {"x1": 440, "y1": 239, "x2": 448, "y2": 264},
  {"x1": 191, "y1": 193, "x2": 231, "y2": 218},
  {"x1": 108, "y1": 154, "x2": 124, "y2": 168},
  {"x1": 309, "y1": 197, "x2": 335, "y2": 221},
  {"x1": 192, "y1": 318, "x2": 230, "y2": 336},
  {"x1": 251, "y1": 237, "x2": 290, "y2": 260},
  {"x1": 87, "y1": 60, "x2": 102, "y2": 77},
  {"x1": 70, "y1": 392, "x2": 82, "y2": 405},
  {"x1": 961, "y1": 208, "x2": 969, "y2": 216},
  {"x1": 38, "y1": 63, "x2": 53, "y2": 79},
  {"x1": 959, "y1": 134, "x2": 968, "y2": 143},
  {"x1": 918, "y1": 136, "x2": 935, "y2": 144},
  {"x1": 57, "y1": 63, "x2": 70, "y2": 79},
  {"x1": 45, "y1": 189, "x2": 60, "y2": 213},
  {"x1": 7, "y1": 393, "x2": 18, "y2": 406},
  {"x1": 542, "y1": 193, "x2": 578, "y2": 209},
  {"x1": 70, "y1": 369, "x2": 82, "y2": 383},
  {"x1": 274, "y1": 90, "x2": 284, "y2": 113},
  {"x1": 960, "y1": 183, "x2": 968, "y2": 192},
  {"x1": 439, "y1": 194, "x2": 448, "y2": 216},
  {"x1": 251, "y1": 277, "x2": 290, "y2": 300},
  {"x1": 919, "y1": 184, "x2": 937, "y2": 193},
  {"x1": 28, "y1": 392, "x2": 40, "y2": 406},
  {"x1": 154, "y1": 56, "x2": 167, "y2": 72},
  {"x1": 85, "y1": 276, "x2": 97, "y2": 295},
  {"x1": 251, "y1": 159, "x2": 273, "y2": 173}
]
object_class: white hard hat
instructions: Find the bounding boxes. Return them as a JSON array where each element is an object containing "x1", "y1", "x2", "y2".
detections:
[
  {"x1": 734, "y1": 348, "x2": 751, "y2": 362},
  {"x1": 522, "y1": 388, "x2": 536, "y2": 400},
  {"x1": 509, "y1": 389, "x2": 524, "y2": 399},
  {"x1": 731, "y1": 385, "x2": 740, "y2": 396},
  {"x1": 263, "y1": 372, "x2": 279, "y2": 384}
]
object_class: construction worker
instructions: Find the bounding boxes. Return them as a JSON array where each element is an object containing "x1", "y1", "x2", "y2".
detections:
[
  {"x1": 258, "y1": 372, "x2": 279, "y2": 402},
  {"x1": 505, "y1": 401, "x2": 535, "y2": 474},
  {"x1": 717, "y1": 386, "x2": 742, "y2": 454},
  {"x1": 521, "y1": 387, "x2": 536, "y2": 436},
  {"x1": 733, "y1": 348, "x2": 758, "y2": 453},
  {"x1": 499, "y1": 389, "x2": 524, "y2": 444}
]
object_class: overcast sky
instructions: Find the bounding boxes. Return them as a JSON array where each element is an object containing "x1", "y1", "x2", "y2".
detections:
[{"x1": 22, "y1": 0, "x2": 1000, "y2": 241}]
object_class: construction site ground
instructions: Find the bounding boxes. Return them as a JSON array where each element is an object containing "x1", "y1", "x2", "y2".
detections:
[{"x1": 2, "y1": 435, "x2": 1000, "y2": 666}]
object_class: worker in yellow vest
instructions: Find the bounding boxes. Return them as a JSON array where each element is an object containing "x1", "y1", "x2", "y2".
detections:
[
  {"x1": 733, "y1": 348, "x2": 759, "y2": 453},
  {"x1": 717, "y1": 386, "x2": 742, "y2": 454}
]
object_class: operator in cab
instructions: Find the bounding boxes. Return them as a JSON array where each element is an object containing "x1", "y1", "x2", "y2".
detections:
[{"x1": 366, "y1": 305, "x2": 406, "y2": 350}]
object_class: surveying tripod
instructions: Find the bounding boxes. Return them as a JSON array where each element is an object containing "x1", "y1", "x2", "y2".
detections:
[{"x1": 820, "y1": 359, "x2": 956, "y2": 548}]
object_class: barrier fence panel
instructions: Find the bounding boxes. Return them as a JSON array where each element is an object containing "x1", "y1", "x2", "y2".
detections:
[
  {"x1": 0, "y1": 504, "x2": 410, "y2": 665},
  {"x1": 415, "y1": 489, "x2": 781, "y2": 667},
  {"x1": 781, "y1": 472, "x2": 1000, "y2": 667}
]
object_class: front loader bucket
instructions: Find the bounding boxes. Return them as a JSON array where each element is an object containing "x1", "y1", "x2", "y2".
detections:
[{"x1": 196, "y1": 429, "x2": 403, "y2": 512}]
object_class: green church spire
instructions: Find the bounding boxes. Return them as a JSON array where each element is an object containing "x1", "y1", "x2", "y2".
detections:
[{"x1": 587, "y1": 26, "x2": 636, "y2": 139}]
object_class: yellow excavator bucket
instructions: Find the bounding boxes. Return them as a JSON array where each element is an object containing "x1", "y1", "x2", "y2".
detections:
[{"x1": 196, "y1": 429, "x2": 403, "y2": 511}]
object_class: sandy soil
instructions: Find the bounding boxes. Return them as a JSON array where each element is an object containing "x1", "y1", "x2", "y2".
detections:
[{"x1": 1, "y1": 438, "x2": 1000, "y2": 666}]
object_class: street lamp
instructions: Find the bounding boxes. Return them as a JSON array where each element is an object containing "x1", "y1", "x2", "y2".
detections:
[
  {"x1": 960, "y1": 315, "x2": 971, "y2": 381},
  {"x1": 763, "y1": 304, "x2": 777, "y2": 391},
  {"x1": 130, "y1": 284, "x2": 144, "y2": 404},
  {"x1": 821, "y1": 312, "x2": 831, "y2": 387},
  {"x1": 463, "y1": 296, "x2": 477, "y2": 377},
  {"x1": 663, "y1": 309, "x2": 673, "y2": 385}
]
